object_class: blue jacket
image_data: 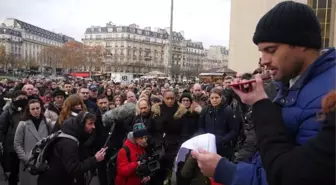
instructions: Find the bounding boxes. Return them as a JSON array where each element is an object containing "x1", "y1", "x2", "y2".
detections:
[{"x1": 214, "y1": 48, "x2": 336, "y2": 185}]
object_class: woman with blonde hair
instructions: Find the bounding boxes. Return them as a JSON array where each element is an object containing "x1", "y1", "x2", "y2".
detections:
[{"x1": 52, "y1": 94, "x2": 87, "y2": 132}]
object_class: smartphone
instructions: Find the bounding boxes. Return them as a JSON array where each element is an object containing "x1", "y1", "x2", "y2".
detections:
[{"x1": 228, "y1": 76, "x2": 271, "y2": 87}]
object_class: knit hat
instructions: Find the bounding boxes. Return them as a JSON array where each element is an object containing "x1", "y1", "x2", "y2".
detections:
[
  {"x1": 179, "y1": 90, "x2": 193, "y2": 103},
  {"x1": 253, "y1": 1, "x2": 321, "y2": 49},
  {"x1": 132, "y1": 122, "x2": 149, "y2": 138}
]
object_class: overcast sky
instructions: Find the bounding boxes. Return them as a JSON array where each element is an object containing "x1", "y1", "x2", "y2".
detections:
[{"x1": 0, "y1": 0, "x2": 231, "y2": 48}]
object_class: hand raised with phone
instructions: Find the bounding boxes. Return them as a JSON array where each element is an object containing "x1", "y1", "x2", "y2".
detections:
[
  {"x1": 95, "y1": 147, "x2": 107, "y2": 162},
  {"x1": 231, "y1": 74, "x2": 268, "y2": 105}
]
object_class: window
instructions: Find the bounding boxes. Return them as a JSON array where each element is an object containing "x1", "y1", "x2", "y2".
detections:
[
  {"x1": 117, "y1": 27, "x2": 122, "y2": 32},
  {"x1": 318, "y1": 0, "x2": 327, "y2": 8}
]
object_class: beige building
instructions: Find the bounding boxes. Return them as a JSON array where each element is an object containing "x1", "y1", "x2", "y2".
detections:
[
  {"x1": 0, "y1": 18, "x2": 74, "y2": 69},
  {"x1": 227, "y1": 0, "x2": 336, "y2": 73},
  {"x1": 83, "y1": 23, "x2": 189, "y2": 75},
  {"x1": 204, "y1": 45, "x2": 229, "y2": 70},
  {"x1": 83, "y1": 23, "x2": 218, "y2": 78}
]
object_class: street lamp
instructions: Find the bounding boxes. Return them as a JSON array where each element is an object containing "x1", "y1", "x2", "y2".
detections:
[{"x1": 168, "y1": 0, "x2": 174, "y2": 78}]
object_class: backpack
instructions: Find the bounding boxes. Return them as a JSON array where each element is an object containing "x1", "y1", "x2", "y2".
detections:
[
  {"x1": 24, "y1": 130, "x2": 79, "y2": 175},
  {"x1": 107, "y1": 146, "x2": 131, "y2": 185}
]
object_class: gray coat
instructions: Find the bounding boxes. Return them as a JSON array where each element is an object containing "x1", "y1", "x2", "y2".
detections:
[{"x1": 14, "y1": 119, "x2": 50, "y2": 185}]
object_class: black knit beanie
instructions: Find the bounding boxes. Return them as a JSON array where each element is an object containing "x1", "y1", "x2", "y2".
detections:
[
  {"x1": 179, "y1": 92, "x2": 193, "y2": 103},
  {"x1": 253, "y1": 1, "x2": 322, "y2": 49}
]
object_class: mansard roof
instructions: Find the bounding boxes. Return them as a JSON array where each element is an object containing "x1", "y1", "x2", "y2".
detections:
[
  {"x1": 84, "y1": 24, "x2": 177, "y2": 40},
  {"x1": 0, "y1": 27, "x2": 21, "y2": 37},
  {"x1": 14, "y1": 19, "x2": 65, "y2": 42}
]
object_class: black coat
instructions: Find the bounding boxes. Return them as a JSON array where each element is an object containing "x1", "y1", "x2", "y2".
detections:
[
  {"x1": 199, "y1": 104, "x2": 239, "y2": 147},
  {"x1": 0, "y1": 103, "x2": 24, "y2": 153},
  {"x1": 253, "y1": 99, "x2": 335, "y2": 185},
  {"x1": 150, "y1": 102, "x2": 188, "y2": 164},
  {"x1": 37, "y1": 117, "x2": 97, "y2": 185}
]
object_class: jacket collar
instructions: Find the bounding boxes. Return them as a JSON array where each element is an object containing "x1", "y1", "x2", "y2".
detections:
[
  {"x1": 25, "y1": 119, "x2": 47, "y2": 141},
  {"x1": 274, "y1": 48, "x2": 336, "y2": 104}
]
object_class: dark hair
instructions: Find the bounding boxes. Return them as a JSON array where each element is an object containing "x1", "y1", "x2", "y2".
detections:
[
  {"x1": 163, "y1": 89, "x2": 175, "y2": 97},
  {"x1": 241, "y1": 73, "x2": 253, "y2": 80},
  {"x1": 76, "y1": 111, "x2": 96, "y2": 124},
  {"x1": 64, "y1": 81, "x2": 71, "y2": 85},
  {"x1": 12, "y1": 90, "x2": 27, "y2": 99},
  {"x1": 22, "y1": 99, "x2": 44, "y2": 121},
  {"x1": 210, "y1": 88, "x2": 223, "y2": 97},
  {"x1": 97, "y1": 95, "x2": 108, "y2": 101},
  {"x1": 146, "y1": 85, "x2": 152, "y2": 89}
]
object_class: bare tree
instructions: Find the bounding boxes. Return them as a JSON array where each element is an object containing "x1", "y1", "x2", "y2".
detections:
[{"x1": 83, "y1": 45, "x2": 104, "y2": 77}]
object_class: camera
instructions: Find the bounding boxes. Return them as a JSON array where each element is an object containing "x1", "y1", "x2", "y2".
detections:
[{"x1": 136, "y1": 153, "x2": 160, "y2": 177}]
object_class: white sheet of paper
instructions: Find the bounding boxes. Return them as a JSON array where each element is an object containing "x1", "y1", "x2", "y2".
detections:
[{"x1": 174, "y1": 133, "x2": 217, "y2": 172}]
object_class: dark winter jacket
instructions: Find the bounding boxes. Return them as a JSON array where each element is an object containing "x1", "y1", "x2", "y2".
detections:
[
  {"x1": 150, "y1": 102, "x2": 188, "y2": 164},
  {"x1": 199, "y1": 103, "x2": 239, "y2": 150},
  {"x1": 234, "y1": 128, "x2": 257, "y2": 163},
  {"x1": 180, "y1": 154, "x2": 210, "y2": 185},
  {"x1": 37, "y1": 115, "x2": 97, "y2": 185},
  {"x1": 115, "y1": 133, "x2": 146, "y2": 185},
  {"x1": 0, "y1": 102, "x2": 24, "y2": 153},
  {"x1": 253, "y1": 99, "x2": 335, "y2": 185}
]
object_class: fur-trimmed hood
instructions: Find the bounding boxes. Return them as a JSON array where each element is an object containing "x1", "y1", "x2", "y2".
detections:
[{"x1": 151, "y1": 102, "x2": 188, "y2": 119}]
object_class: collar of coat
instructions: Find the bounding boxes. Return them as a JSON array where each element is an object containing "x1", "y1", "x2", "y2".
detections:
[{"x1": 151, "y1": 102, "x2": 188, "y2": 119}]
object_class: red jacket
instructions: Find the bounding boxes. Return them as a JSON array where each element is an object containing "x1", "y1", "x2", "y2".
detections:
[{"x1": 115, "y1": 138, "x2": 146, "y2": 185}]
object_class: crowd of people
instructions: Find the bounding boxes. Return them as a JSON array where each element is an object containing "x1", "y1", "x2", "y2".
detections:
[{"x1": 0, "y1": 1, "x2": 335, "y2": 185}]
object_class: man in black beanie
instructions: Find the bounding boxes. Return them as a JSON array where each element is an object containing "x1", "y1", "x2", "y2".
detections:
[{"x1": 190, "y1": 2, "x2": 336, "y2": 185}]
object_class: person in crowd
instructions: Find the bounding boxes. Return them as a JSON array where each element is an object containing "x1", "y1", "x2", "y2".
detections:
[
  {"x1": 115, "y1": 123, "x2": 150, "y2": 185},
  {"x1": 223, "y1": 76, "x2": 234, "y2": 89},
  {"x1": 53, "y1": 94, "x2": 87, "y2": 132},
  {"x1": 191, "y1": 2, "x2": 336, "y2": 185},
  {"x1": 42, "y1": 91, "x2": 53, "y2": 107},
  {"x1": 192, "y1": 84, "x2": 208, "y2": 108},
  {"x1": 134, "y1": 98, "x2": 152, "y2": 127},
  {"x1": 22, "y1": 84, "x2": 43, "y2": 105},
  {"x1": 238, "y1": 77, "x2": 335, "y2": 185},
  {"x1": 37, "y1": 111, "x2": 107, "y2": 185},
  {"x1": 78, "y1": 86, "x2": 99, "y2": 114},
  {"x1": 14, "y1": 99, "x2": 50, "y2": 185},
  {"x1": 63, "y1": 81, "x2": 73, "y2": 98},
  {"x1": 96, "y1": 95, "x2": 110, "y2": 115},
  {"x1": 198, "y1": 88, "x2": 239, "y2": 160},
  {"x1": 32, "y1": 88, "x2": 40, "y2": 97},
  {"x1": 126, "y1": 91, "x2": 137, "y2": 104},
  {"x1": 149, "y1": 90, "x2": 188, "y2": 185},
  {"x1": 104, "y1": 87, "x2": 114, "y2": 103},
  {"x1": 88, "y1": 84, "x2": 99, "y2": 103},
  {"x1": 0, "y1": 90, "x2": 28, "y2": 185},
  {"x1": 44, "y1": 89, "x2": 66, "y2": 123},
  {"x1": 113, "y1": 95, "x2": 123, "y2": 108},
  {"x1": 50, "y1": 81, "x2": 58, "y2": 91},
  {"x1": 179, "y1": 90, "x2": 202, "y2": 142}
]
